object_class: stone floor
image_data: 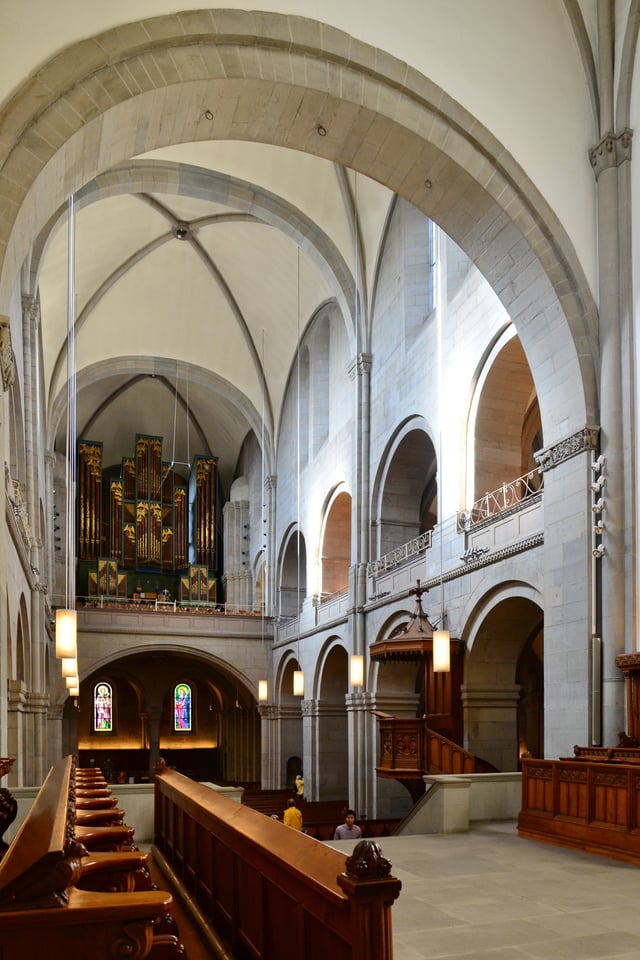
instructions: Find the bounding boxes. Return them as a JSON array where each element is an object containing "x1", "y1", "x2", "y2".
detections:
[{"x1": 329, "y1": 822, "x2": 640, "y2": 959}]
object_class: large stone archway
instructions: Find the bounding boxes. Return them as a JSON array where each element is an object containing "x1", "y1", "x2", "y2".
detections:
[{"x1": 0, "y1": 11, "x2": 597, "y2": 442}]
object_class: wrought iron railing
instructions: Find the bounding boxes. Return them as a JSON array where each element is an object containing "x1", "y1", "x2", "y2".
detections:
[
  {"x1": 458, "y1": 469, "x2": 543, "y2": 531},
  {"x1": 367, "y1": 529, "x2": 432, "y2": 578}
]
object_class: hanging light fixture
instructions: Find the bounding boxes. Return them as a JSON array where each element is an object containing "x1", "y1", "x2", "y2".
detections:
[
  {"x1": 61, "y1": 656, "x2": 78, "y2": 678},
  {"x1": 65, "y1": 674, "x2": 79, "y2": 689},
  {"x1": 57, "y1": 194, "x2": 78, "y2": 666},
  {"x1": 432, "y1": 629, "x2": 450, "y2": 673},
  {"x1": 293, "y1": 669, "x2": 304, "y2": 697},
  {"x1": 55, "y1": 608, "x2": 77, "y2": 659},
  {"x1": 258, "y1": 679, "x2": 268, "y2": 702},
  {"x1": 350, "y1": 654, "x2": 364, "y2": 687}
]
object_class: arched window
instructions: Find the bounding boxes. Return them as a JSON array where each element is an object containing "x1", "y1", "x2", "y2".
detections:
[
  {"x1": 94, "y1": 682, "x2": 113, "y2": 732},
  {"x1": 174, "y1": 683, "x2": 192, "y2": 731}
]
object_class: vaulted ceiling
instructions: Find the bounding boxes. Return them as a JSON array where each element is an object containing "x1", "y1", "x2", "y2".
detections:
[{"x1": 38, "y1": 140, "x2": 394, "y2": 495}]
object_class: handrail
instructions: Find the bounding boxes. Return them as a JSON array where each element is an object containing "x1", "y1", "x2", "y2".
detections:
[
  {"x1": 458, "y1": 469, "x2": 543, "y2": 531},
  {"x1": 367, "y1": 530, "x2": 433, "y2": 578},
  {"x1": 54, "y1": 596, "x2": 265, "y2": 617},
  {"x1": 153, "y1": 764, "x2": 401, "y2": 960}
]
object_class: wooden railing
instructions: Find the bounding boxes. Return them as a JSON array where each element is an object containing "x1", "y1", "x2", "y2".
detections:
[
  {"x1": 153, "y1": 764, "x2": 402, "y2": 960},
  {"x1": 518, "y1": 756, "x2": 640, "y2": 863},
  {"x1": 374, "y1": 716, "x2": 496, "y2": 802}
]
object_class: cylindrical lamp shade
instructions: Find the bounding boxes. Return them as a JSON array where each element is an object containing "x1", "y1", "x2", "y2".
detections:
[
  {"x1": 68, "y1": 685, "x2": 79, "y2": 697},
  {"x1": 258, "y1": 680, "x2": 268, "y2": 702},
  {"x1": 55, "y1": 609, "x2": 77, "y2": 659},
  {"x1": 65, "y1": 675, "x2": 79, "y2": 689},
  {"x1": 350, "y1": 655, "x2": 364, "y2": 686},
  {"x1": 61, "y1": 657, "x2": 78, "y2": 678},
  {"x1": 433, "y1": 630, "x2": 451, "y2": 673},
  {"x1": 293, "y1": 670, "x2": 304, "y2": 697}
]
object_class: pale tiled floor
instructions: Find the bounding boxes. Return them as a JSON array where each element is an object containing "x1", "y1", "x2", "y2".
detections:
[{"x1": 328, "y1": 822, "x2": 640, "y2": 960}]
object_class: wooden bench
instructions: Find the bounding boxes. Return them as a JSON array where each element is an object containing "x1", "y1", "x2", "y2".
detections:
[
  {"x1": 154, "y1": 762, "x2": 402, "y2": 960},
  {"x1": 0, "y1": 755, "x2": 180, "y2": 959}
]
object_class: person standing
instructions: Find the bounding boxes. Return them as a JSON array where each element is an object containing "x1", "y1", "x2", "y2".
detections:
[
  {"x1": 333, "y1": 809, "x2": 362, "y2": 840},
  {"x1": 283, "y1": 798, "x2": 303, "y2": 831},
  {"x1": 295, "y1": 772, "x2": 304, "y2": 800}
]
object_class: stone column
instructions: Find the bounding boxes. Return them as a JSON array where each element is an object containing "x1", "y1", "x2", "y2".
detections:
[
  {"x1": 345, "y1": 690, "x2": 375, "y2": 816},
  {"x1": 147, "y1": 709, "x2": 162, "y2": 775},
  {"x1": 258, "y1": 703, "x2": 280, "y2": 789},
  {"x1": 0, "y1": 317, "x2": 15, "y2": 765},
  {"x1": 587, "y1": 4, "x2": 633, "y2": 744},
  {"x1": 461, "y1": 684, "x2": 521, "y2": 771},
  {"x1": 264, "y1": 475, "x2": 277, "y2": 617},
  {"x1": 6, "y1": 680, "x2": 26, "y2": 786}
]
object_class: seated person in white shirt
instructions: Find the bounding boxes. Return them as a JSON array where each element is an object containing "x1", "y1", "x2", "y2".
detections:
[{"x1": 333, "y1": 809, "x2": 362, "y2": 840}]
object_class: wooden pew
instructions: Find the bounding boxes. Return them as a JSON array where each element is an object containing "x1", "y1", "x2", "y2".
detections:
[
  {"x1": 0, "y1": 756, "x2": 178, "y2": 959},
  {"x1": 154, "y1": 762, "x2": 402, "y2": 960}
]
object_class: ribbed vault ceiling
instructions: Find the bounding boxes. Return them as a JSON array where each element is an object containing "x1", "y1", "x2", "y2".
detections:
[{"x1": 38, "y1": 140, "x2": 394, "y2": 493}]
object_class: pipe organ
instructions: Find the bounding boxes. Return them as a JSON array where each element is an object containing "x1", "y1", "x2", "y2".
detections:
[{"x1": 77, "y1": 434, "x2": 219, "y2": 601}]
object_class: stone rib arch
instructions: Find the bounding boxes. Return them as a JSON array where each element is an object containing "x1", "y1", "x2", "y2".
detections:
[
  {"x1": 0, "y1": 11, "x2": 597, "y2": 445},
  {"x1": 460, "y1": 578, "x2": 544, "y2": 660}
]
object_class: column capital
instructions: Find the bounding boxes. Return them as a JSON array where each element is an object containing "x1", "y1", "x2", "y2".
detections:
[
  {"x1": 348, "y1": 352, "x2": 373, "y2": 380},
  {"x1": 589, "y1": 128, "x2": 633, "y2": 180},
  {"x1": 21, "y1": 294, "x2": 40, "y2": 327}
]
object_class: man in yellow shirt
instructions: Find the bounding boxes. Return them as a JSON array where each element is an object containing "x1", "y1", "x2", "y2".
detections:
[{"x1": 283, "y1": 798, "x2": 303, "y2": 830}]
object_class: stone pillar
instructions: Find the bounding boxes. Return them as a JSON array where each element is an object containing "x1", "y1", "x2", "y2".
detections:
[
  {"x1": 0, "y1": 317, "x2": 15, "y2": 765},
  {"x1": 536, "y1": 429, "x2": 599, "y2": 756},
  {"x1": 6, "y1": 681, "x2": 27, "y2": 786},
  {"x1": 461, "y1": 683, "x2": 521, "y2": 771},
  {"x1": 147, "y1": 709, "x2": 162, "y2": 775},
  {"x1": 314, "y1": 699, "x2": 349, "y2": 801},
  {"x1": 223, "y1": 498, "x2": 253, "y2": 610},
  {"x1": 587, "y1": 4, "x2": 633, "y2": 743},
  {"x1": 264, "y1": 475, "x2": 277, "y2": 617},
  {"x1": 346, "y1": 691, "x2": 375, "y2": 816},
  {"x1": 258, "y1": 703, "x2": 280, "y2": 789}
]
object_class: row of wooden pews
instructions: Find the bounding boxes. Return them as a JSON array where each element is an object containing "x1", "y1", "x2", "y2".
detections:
[{"x1": 0, "y1": 756, "x2": 184, "y2": 959}]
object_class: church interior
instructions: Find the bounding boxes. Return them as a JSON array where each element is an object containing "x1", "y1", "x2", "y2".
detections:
[{"x1": 2, "y1": 4, "x2": 640, "y2": 953}]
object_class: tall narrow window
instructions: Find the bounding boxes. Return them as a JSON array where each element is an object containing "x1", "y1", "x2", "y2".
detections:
[
  {"x1": 174, "y1": 683, "x2": 192, "y2": 731},
  {"x1": 94, "y1": 682, "x2": 113, "y2": 732}
]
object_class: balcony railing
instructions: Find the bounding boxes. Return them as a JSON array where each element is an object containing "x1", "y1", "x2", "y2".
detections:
[
  {"x1": 458, "y1": 469, "x2": 543, "y2": 531},
  {"x1": 367, "y1": 529, "x2": 432, "y2": 578}
]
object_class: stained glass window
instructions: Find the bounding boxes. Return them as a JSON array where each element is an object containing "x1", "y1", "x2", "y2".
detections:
[
  {"x1": 94, "y1": 682, "x2": 113, "y2": 732},
  {"x1": 174, "y1": 683, "x2": 192, "y2": 731}
]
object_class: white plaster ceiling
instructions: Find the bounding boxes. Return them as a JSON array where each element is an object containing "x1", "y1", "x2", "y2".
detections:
[{"x1": 38, "y1": 141, "x2": 394, "y2": 494}]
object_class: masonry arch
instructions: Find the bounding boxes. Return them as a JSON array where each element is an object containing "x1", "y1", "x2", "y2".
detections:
[
  {"x1": 319, "y1": 487, "x2": 352, "y2": 599},
  {"x1": 66, "y1": 647, "x2": 260, "y2": 783},
  {"x1": 468, "y1": 327, "x2": 542, "y2": 506},
  {"x1": 0, "y1": 11, "x2": 597, "y2": 447},
  {"x1": 278, "y1": 526, "x2": 307, "y2": 618},
  {"x1": 372, "y1": 419, "x2": 437, "y2": 559},
  {"x1": 462, "y1": 585, "x2": 544, "y2": 770},
  {"x1": 315, "y1": 638, "x2": 349, "y2": 800}
]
